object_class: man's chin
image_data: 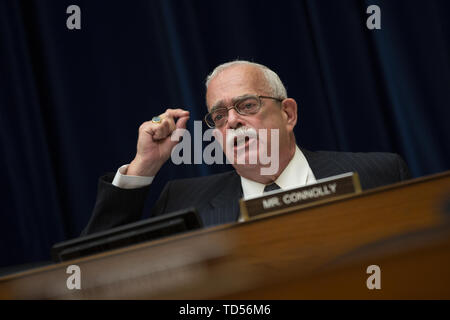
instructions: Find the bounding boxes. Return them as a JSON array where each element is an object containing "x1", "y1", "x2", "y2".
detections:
[
  {"x1": 226, "y1": 149, "x2": 257, "y2": 165},
  {"x1": 230, "y1": 162, "x2": 260, "y2": 175}
]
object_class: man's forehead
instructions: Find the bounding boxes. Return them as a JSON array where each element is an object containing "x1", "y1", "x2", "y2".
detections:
[{"x1": 206, "y1": 67, "x2": 267, "y2": 109}]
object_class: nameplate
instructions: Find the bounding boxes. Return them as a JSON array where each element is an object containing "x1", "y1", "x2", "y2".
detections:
[{"x1": 239, "y1": 172, "x2": 362, "y2": 220}]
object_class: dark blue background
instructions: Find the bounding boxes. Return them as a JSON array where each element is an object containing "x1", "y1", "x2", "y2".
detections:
[{"x1": 0, "y1": 0, "x2": 449, "y2": 268}]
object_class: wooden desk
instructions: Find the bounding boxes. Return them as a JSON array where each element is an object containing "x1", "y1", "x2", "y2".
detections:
[{"x1": 1, "y1": 172, "x2": 449, "y2": 299}]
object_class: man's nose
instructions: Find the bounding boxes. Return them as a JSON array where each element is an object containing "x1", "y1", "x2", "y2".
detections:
[{"x1": 226, "y1": 108, "x2": 243, "y2": 129}]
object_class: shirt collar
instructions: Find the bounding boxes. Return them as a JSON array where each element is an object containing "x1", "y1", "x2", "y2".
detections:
[{"x1": 240, "y1": 146, "x2": 311, "y2": 199}]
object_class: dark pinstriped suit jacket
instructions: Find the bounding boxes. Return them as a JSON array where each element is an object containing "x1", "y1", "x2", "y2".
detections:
[{"x1": 82, "y1": 149, "x2": 411, "y2": 235}]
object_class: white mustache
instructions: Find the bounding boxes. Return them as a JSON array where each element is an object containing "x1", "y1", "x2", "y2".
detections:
[{"x1": 226, "y1": 126, "x2": 258, "y2": 146}]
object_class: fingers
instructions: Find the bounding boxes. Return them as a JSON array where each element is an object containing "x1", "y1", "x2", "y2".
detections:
[
  {"x1": 167, "y1": 115, "x2": 190, "y2": 146},
  {"x1": 165, "y1": 108, "x2": 190, "y2": 119},
  {"x1": 141, "y1": 108, "x2": 190, "y2": 141},
  {"x1": 175, "y1": 115, "x2": 190, "y2": 130},
  {"x1": 153, "y1": 116, "x2": 175, "y2": 140}
]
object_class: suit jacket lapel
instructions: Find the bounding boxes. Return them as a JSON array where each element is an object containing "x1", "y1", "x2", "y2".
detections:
[
  {"x1": 202, "y1": 171, "x2": 242, "y2": 226},
  {"x1": 301, "y1": 148, "x2": 347, "y2": 180}
]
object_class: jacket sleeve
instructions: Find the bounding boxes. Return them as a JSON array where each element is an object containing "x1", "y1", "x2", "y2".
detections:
[
  {"x1": 396, "y1": 154, "x2": 412, "y2": 181},
  {"x1": 80, "y1": 173, "x2": 153, "y2": 236}
]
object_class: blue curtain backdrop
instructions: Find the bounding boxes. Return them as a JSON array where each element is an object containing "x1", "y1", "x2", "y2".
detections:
[{"x1": 0, "y1": 0, "x2": 449, "y2": 268}]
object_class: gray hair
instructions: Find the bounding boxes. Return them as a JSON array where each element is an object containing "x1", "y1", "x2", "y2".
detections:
[{"x1": 205, "y1": 60, "x2": 287, "y2": 99}]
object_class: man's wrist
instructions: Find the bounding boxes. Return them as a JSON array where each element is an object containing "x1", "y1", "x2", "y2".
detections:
[{"x1": 127, "y1": 156, "x2": 162, "y2": 177}]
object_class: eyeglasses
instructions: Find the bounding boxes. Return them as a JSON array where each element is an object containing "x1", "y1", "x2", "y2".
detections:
[{"x1": 204, "y1": 95, "x2": 284, "y2": 128}]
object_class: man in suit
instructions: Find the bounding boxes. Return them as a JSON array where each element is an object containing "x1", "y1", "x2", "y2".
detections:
[{"x1": 82, "y1": 60, "x2": 410, "y2": 235}]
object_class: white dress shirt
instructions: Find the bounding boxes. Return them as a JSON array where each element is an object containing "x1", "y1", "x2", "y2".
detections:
[
  {"x1": 240, "y1": 146, "x2": 316, "y2": 200},
  {"x1": 112, "y1": 164, "x2": 154, "y2": 189}
]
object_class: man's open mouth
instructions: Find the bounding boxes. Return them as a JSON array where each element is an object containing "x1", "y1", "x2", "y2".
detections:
[{"x1": 234, "y1": 136, "x2": 251, "y2": 148}]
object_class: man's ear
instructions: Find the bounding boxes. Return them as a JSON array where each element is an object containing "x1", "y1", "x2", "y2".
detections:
[{"x1": 281, "y1": 98, "x2": 298, "y2": 131}]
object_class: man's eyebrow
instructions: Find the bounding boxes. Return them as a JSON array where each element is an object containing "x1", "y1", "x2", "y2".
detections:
[
  {"x1": 210, "y1": 101, "x2": 226, "y2": 113},
  {"x1": 231, "y1": 94, "x2": 255, "y2": 104},
  {"x1": 210, "y1": 94, "x2": 256, "y2": 112},
  {"x1": 209, "y1": 100, "x2": 226, "y2": 113}
]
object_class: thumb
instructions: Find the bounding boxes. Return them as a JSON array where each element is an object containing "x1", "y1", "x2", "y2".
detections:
[
  {"x1": 168, "y1": 116, "x2": 190, "y2": 147},
  {"x1": 175, "y1": 115, "x2": 190, "y2": 129}
]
